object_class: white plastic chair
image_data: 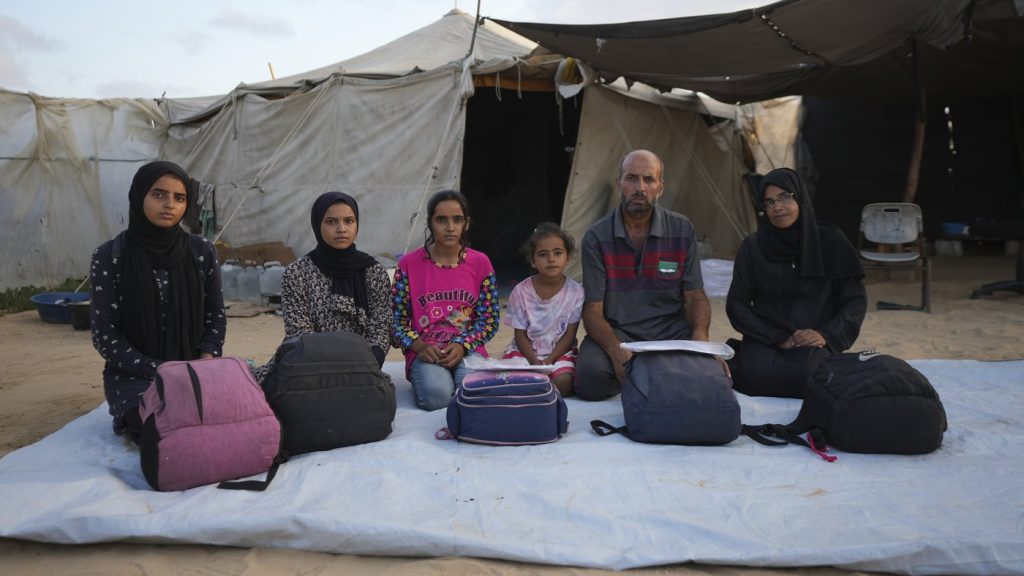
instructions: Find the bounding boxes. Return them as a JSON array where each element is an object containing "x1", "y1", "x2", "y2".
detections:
[{"x1": 858, "y1": 203, "x2": 931, "y2": 312}]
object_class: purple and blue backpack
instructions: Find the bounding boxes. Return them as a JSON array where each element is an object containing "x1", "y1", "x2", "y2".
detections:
[{"x1": 442, "y1": 370, "x2": 568, "y2": 445}]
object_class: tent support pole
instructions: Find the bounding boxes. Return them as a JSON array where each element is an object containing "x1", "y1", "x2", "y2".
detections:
[
  {"x1": 466, "y1": 0, "x2": 482, "y2": 58},
  {"x1": 903, "y1": 87, "x2": 927, "y2": 203},
  {"x1": 903, "y1": 38, "x2": 926, "y2": 204}
]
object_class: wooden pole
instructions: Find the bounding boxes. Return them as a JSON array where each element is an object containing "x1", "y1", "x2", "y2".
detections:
[
  {"x1": 267, "y1": 62, "x2": 277, "y2": 80},
  {"x1": 903, "y1": 39, "x2": 926, "y2": 203},
  {"x1": 904, "y1": 88, "x2": 927, "y2": 203}
]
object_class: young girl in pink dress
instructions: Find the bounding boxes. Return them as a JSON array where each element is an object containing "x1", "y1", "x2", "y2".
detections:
[
  {"x1": 501, "y1": 223, "x2": 584, "y2": 397},
  {"x1": 391, "y1": 190, "x2": 500, "y2": 410}
]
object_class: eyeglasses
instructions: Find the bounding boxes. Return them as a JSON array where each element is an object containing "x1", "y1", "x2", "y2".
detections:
[
  {"x1": 761, "y1": 191, "x2": 797, "y2": 209},
  {"x1": 432, "y1": 215, "x2": 466, "y2": 226}
]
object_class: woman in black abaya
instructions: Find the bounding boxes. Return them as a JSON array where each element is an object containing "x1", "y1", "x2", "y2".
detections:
[
  {"x1": 726, "y1": 168, "x2": 866, "y2": 398},
  {"x1": 90, "y1": 161, "x2": 226, "y2": 440}
]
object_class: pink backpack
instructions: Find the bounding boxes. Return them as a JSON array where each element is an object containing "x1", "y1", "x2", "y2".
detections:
[{"x1": 138, "y1": 357, "x2": 282, "y2": 491}]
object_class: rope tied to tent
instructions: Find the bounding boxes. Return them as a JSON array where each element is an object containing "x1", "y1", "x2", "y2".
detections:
[
  {"x1": 231, "y1": 92, "x2": 240, "y2": 141},
  {"x1": 555, "y1": 91, "x2": 565, "y2": 136},
  {"x1": 490, "y1": 65, "x2": 524, "y2": 101},
  {"x1": 609, "y1": 109, "x2": 633, "y2": 151},
  {"x1": 657, "y1": 103, "x2": 749, "y2": 244},
  {"x1": 516, "y1": 62, "x2": 523, "y2": 99},
  {"x1": 212, "y1": 76, "x2": 337, "y2": 244},
  {"x1": 213, "y1": 185, "x2": 263, "y2": 245},
  {"x1": 758, "y1": 12, "x2": 827, "y2": 63}
]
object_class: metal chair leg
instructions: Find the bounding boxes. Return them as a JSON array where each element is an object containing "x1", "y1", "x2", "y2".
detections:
[{"x1": 923, "y1": 258, "x2": 931, "y2": 313}]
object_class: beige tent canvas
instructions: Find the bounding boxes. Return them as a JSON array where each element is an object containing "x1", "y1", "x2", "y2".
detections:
[
  {"x1": 160, "y1": 9, "x2": 755, "y2": 275},
  {"x1": 0, "y1": 90, "x2": 167, "y2": 290}
]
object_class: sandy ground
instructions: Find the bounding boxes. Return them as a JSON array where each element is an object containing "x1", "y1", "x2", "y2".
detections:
[{"x1": 1, "y1": 254, "x2": 1022, "y2": 575}]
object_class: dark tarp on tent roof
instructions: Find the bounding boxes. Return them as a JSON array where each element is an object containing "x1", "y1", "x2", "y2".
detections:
[
  {"x1": 496, "y1": 0, "x2": 1024, "y2": 247},
  {"x1": 492, "y1": 0, "x2": 1024, "y2": 104}
]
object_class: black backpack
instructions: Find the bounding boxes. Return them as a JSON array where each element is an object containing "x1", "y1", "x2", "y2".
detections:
[
  {"x1": 592, "y1": 350, "x2": 741, "y2": 445},
  {"x1": 745, "y1": 351, "x2": 947, "y2": 456},
  {"x1": 262, "y1": 331, "x2": 396, "y2": 456}
]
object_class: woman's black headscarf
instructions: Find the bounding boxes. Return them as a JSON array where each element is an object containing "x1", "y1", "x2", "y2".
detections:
[
  {"x1": 756, "y1": 168, "x2": 862, "y2": 279},
  {"x1": 307, "y1": 192, "x2": 378, "y2": 309},
  {"x1": 121, "y1": 161, "x2": 203, "y2": 361}
]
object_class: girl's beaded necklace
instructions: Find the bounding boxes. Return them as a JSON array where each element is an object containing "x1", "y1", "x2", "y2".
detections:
[{"x1": 426, "y1": 245, "x2": 466, "y2": 269}]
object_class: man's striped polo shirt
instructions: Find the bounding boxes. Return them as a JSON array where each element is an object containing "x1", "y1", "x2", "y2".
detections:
[{"x1": 581, "y1": 204, "x2": 704, "y2": 342}]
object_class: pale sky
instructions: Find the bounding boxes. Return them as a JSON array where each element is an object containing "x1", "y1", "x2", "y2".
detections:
[{"x1": 0, "y1": 0, "x2": 762, "y2": 100}]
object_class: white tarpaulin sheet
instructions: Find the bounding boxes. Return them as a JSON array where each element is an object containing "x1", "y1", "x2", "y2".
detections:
[
  {"x1": 1, "y1": 359, "x2": 1023, "y2": 574},
  {"x1": 701, "y1": 258, "x2": 735, "y2": 298}
]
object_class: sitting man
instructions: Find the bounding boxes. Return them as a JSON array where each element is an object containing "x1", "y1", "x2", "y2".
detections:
[{"x1": 575, "y1": 149, "x2": 715, "y2": 400}]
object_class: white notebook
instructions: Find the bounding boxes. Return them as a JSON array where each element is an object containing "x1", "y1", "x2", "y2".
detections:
[{"x1": 619, "y1": 340, "x2": 735, "y2": 360}]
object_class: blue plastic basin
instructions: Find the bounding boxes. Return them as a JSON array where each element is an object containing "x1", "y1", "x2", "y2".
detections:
[{"x1": 30, "y1": 292, "x2": 90, "y2": 324}]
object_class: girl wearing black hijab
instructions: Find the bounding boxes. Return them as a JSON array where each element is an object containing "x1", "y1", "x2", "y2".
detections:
[
  {"x1": 90, "y1": 161, "x2": 226, "y2": 440},
  {"x1": 725, "y1": 167, "x2": 866, "y2": 398},
  {"x1": 252, "y1": 192, "x2": 391, "y2": 381}
]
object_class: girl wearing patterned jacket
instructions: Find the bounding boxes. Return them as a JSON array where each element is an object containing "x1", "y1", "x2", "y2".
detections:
[
  {"x1": 392, "y1": 190, "x2": 499, "y2": 411},
  {"x1": 252, "y1": 192, "x2": 392, "y2": 382}
]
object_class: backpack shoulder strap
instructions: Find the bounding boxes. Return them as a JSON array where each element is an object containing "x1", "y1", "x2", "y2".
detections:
[
  {"x1": 742, "y1": 424, "x2": 837, "y2": 462},
  {"x1": 591, "y1": 420, "x2": 628, "y2": 437},
  {"x1": 217, "y1": 454, "x2": 287, "y2": 492},
  {"x1": 741, "y1": 424, "x2": 792, "y2": 446}
]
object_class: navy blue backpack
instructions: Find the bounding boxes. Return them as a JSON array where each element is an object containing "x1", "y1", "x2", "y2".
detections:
[{"x1": 591, "y1": 350, "x2": 742, "y2": 445}]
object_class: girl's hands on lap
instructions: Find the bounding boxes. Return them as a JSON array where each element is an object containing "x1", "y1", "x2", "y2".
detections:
[
  {"x1": 415, "y1": 342, "x2": 445, "y2": 364},
  {"x1": 438, "y1": 343, "x2": 465, "y2": 368}
]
